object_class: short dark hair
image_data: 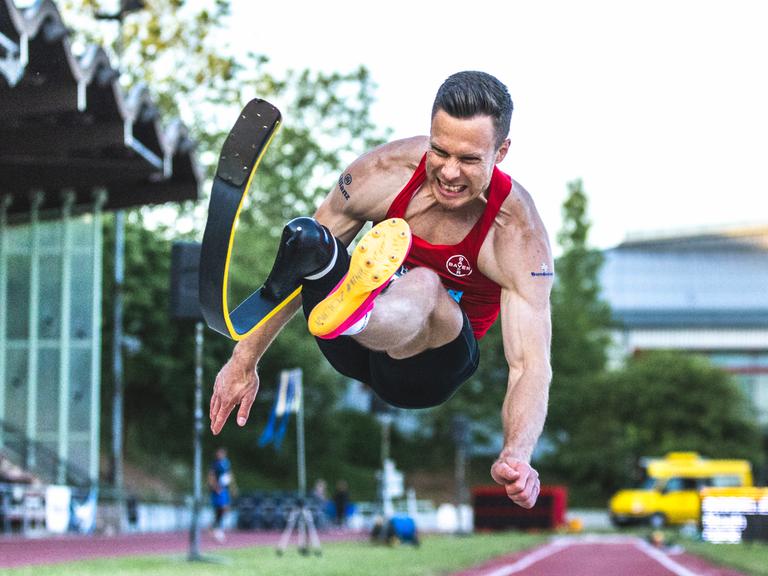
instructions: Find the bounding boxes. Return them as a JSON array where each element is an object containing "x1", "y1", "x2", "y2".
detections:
[{"x1": 431, "y1": 71, "x2": 513, "y2": 148}]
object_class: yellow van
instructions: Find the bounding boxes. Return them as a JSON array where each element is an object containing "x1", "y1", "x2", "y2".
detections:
[{"x1": 609, "y1": 452, "x2": 753, "y2": 528}]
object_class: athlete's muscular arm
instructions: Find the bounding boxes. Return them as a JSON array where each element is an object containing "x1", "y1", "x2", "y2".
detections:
[
  {"x1": 210, "y1": 137, "x2": 425, "y2": 435},
  {"x1": 481, "y1": 182, "x2": 553, "y2": 508},
  {"x1": 314, "y1": 136, "x2": 427, "y2": 238}
]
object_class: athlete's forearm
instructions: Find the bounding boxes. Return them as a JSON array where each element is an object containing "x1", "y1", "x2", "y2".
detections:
[
  {"x1": 499, "y1": 364, "x2": 551, "y2": 462},
  {"x1": 231, "y1": 296, "x2": 303, "y2": 366}
]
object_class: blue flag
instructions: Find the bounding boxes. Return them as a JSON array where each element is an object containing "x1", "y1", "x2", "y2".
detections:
[{"x1": 258, "y1": 369, "x2": 301, "y2": 450}]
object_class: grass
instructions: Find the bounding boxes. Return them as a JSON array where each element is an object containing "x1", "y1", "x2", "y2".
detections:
[
  {"x1": 680, "y1": 540, "x2": 768, "y2": 576},
  {"x1": 4, "y1": 525, "x2": 767, "y2": 575},
  {"x1": 0, "y1": 533, "x2": 548, "y2": 576}
]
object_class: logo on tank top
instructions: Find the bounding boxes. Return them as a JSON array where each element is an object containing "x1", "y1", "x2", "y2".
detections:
[{"x1": 446, "y1": 255, "x2": 472, "y2": 277}]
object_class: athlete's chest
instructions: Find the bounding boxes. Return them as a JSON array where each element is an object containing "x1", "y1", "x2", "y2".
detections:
[{"x1": 402, "y1": 188, "x2": 486, "y2": 246}]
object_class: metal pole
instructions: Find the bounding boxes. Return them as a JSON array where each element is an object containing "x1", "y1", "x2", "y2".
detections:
[
  {"x1": 453, "y1": 414, "x2": 469, "y2": 535},
  {"x1": 58, "y1": 191, "x2": 75, "y2": 484},
  {"x1": 381, "y1": 416, "x2": 391, "y2": 465},
  {"x1": 26, "y1": 192, "x2": 43, "y2": 471},
  {"x1": 189, "y1": 321, "x2": 204, "y2": 560},
  {"x1": 90, "y1": 191, "x2": 106, "y2": 486},
  {"x1": 0, "y1": 195, "x2": 9, "y2": 449},
  {"x1": 455, "y1": 441, "x2": 467, "y2": 533},
  {"x1": 111, "y1": 210, "x2": 125, "y2": 530},
  {"x1": 295, "y1": 369, "x2": 306, "y2": 497},
  {"x1": 380, "y1": 413, "x2": 393, "y2": 516}
]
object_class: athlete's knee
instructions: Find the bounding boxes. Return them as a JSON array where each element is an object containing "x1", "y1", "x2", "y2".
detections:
[
  {"x1": 401, "y1": 267, "x2": 443, "y2": 300},
  {"x1": 391, "y1": 268, "x2": 461, "y2": 326},
  {"x1": 381, "y1": 269, "x2": 463, "y2": 357},
  {"x1": 415, "y1": 270, "x2": 463, "y2": 336}
]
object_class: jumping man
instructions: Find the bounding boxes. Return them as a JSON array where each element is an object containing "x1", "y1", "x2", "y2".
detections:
[{"x1": 209, "y1": 71, "x2": 553, "y2": 509}]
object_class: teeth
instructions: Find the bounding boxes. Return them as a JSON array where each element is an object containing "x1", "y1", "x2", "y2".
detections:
[{"x1": 441, "y1": 181, "x2": 463, "y2": 192}]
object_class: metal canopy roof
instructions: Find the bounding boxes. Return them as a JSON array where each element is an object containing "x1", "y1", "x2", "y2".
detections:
[{"x1": 0, "y1": 0, "x2": 199, "y2": 219}]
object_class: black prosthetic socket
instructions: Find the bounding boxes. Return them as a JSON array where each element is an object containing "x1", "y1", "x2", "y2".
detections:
[
  {"x1": 301, "y1": 236, "x2": 350, "y2": 317},
  {"x1": 262, "y1": 217, "x2": 336, "y2": 301}
]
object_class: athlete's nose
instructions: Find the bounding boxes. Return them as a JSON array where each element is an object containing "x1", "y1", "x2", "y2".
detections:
[{"x1": 440, "y1": 157, "x2": 461, "y2": 181}]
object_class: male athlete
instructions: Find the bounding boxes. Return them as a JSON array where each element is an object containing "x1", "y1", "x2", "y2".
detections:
[{"x1": 209, "y1": 71, "x2": 553, "y2": 509}]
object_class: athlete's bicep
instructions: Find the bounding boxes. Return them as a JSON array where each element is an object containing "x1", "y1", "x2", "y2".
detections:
[
  {"x1": 482, "y1": 220, "x2": 554, "y2": 370},
  {"x1": 499, "y1": 286, "x2": 551, "y2": 374}
]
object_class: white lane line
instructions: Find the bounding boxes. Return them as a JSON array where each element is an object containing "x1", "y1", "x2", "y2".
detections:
[
  {"x1": 634, "y1": 539, "x2": 702, "y2": 576},
  {"x1": 483, "y1": 541, "x2": 570, "y2": 576}
]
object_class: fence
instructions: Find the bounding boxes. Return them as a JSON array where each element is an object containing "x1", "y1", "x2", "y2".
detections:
[
  {"x1": 0, "y1": 482, "x2": 214, "y2": 537},
  {"x1": 2, "y1": 480, "x2": 466, "y2": 538}
]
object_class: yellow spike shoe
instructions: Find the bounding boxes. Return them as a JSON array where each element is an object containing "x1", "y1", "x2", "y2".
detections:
[{"x1": 308, "y1": 218, "x2": 412, "y2": 339}]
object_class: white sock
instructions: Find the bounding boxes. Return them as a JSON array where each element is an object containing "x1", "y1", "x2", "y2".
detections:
[
  {"x1": 304, "y1": 239, "x2": 338, "y2": 280},
  {"x1": 340, "y1": 310, "x2": 372, "y2": 336}
]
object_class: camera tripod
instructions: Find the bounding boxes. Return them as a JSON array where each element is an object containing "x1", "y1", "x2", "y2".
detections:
[{"x1": 276, "y1": 500, "x2": 322, "y2": 556}]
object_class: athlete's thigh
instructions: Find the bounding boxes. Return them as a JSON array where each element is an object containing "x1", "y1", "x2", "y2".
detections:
[
  {"x1": 368, "y1": 313, "x2": 479, "y2": 409},
  {"x1": 313, "y1": 335, "x2": 372, "y2": 384}
]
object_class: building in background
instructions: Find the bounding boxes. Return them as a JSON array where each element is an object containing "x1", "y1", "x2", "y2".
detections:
[
  {"x1": 0, "y1": 0, "x2": 198, "y2": 487},
  {"x1": 600, "y1": 224, "x2": 768, "y2": 428}
]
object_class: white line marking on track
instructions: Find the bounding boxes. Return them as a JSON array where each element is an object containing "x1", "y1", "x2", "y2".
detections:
[
  {"x1": 635, "y1": 539, "x2": 702, "y2": 576},
  {"x1": 478, "y1": 535, "x2": 703, "y2": 576},
  {"x1": 483, "y1": 541, "x2": 569, "y2": 576}
]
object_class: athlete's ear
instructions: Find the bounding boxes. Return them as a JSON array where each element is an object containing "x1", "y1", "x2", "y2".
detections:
[{"x1": 495, "y1": 138, "x2": 511, "y2": 164}]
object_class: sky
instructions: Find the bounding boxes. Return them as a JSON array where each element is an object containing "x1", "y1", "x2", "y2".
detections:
[{"x1": 229, "y1": 0, "x2": 767, "y2": 250}]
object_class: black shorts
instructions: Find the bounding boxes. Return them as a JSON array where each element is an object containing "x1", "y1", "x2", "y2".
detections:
[{"x1": 301, "y1": 239, "x2": 480, "y2": 409}]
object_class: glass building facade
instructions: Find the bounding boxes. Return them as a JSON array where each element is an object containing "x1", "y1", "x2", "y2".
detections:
[{"x1": 0, "y1": 196, "x2": 102, "y2": 484}]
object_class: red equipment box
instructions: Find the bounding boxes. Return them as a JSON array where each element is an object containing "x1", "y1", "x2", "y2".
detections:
[{"x1": 472, "y1": 485, "x2": 567, "y2": 531}]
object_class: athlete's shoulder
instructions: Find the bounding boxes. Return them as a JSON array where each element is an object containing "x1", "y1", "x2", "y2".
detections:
[
  {"x1": 319, "y1": 137, "x2": 428, "y2": 228},
  {"x1": 354, "y1": 136, "x2": 428, "y2": 176},
  {"x1": 344, "y1": 137, "x2": 427, "y2": 210},
  {"x1": 496, "y1": 179, "x2": 549, "y2": 240},
  {"x1": 481, "y1": 178, "x2": 553, "y2": 289}
]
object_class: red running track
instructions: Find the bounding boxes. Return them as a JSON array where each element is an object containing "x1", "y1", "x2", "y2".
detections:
[
  {"x1": 0, "y1": 528, "x2": 365, "y2": 569},
  {"x1": 0, "y1": 532, "x2": 749, "y2": 575},
  {"x1": 451, "y1": 535, "x2": 747, "y2": 576}
]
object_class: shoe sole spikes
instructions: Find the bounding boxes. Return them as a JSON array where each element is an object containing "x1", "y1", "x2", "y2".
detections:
[{"x1": 308, "y1": 218, "x2": 412, "y2": 339}]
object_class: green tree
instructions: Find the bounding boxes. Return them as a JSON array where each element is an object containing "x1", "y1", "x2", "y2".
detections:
[
  {"x1": 62, "y1": 1, "x2": 391, "y2": 490},
  {"x1": 550, "y1": 179, "x2": 613, "y2": 377},
  {"x1": 544, "y1": 179, "x2": 612, "y2": 442},
  {"x1": 553, "y1": 351, "x2": 762, "y2": 503},
  {"x1": 99, "y1": 65, "x2": 389, "y2": 486},
  {"x1": 539, "y1": 181, "x2": 763, "y2": 505},
  {"x1": 538, "y1": 179, "x2": 613, "y2": 500},
  {"x1": 544, "y1": 181, "x2": 612, "y2": 415}
]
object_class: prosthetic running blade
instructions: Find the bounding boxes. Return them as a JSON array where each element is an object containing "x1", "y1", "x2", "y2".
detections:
[{"x1": 198, "y1": 99, "x2": 299, "y2": 340}]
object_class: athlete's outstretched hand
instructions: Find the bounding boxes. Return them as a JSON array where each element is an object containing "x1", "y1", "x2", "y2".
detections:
[
  {"x1": 210, "y1": 353, "x2": 259, "y2": 435},
  {"x1": 491, "y1": 454, "x2": 540, "y2": 509}
]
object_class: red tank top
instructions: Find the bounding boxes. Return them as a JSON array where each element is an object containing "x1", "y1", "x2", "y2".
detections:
[{"x1": 385, "y1": 154, "x2": 512, "y2": 339}]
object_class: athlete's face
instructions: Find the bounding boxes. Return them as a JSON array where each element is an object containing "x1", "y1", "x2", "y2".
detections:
[{"x1": 426, "y1": 110, "x2": 510, "y2": 210}]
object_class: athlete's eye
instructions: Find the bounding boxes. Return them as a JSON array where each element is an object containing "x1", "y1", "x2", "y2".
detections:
[{"x1": 430, "y1": 146, "x2": 448, "y2": 158}]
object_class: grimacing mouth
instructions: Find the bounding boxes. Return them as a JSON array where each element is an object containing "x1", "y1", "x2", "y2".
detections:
[{"x1": 437, "y1": 178, "x2": 467, "y2": 194}]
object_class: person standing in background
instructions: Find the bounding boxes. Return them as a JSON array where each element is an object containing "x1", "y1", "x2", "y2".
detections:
[
  {"x1": 208, "y1": 447, "x2": 236, "y2": 542},
  {"x1": 333, "y1": 479, "x2": 350, "y2": 527}
]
